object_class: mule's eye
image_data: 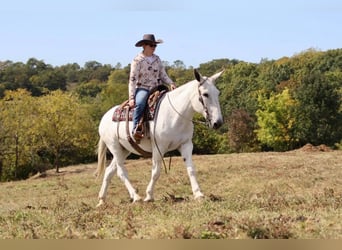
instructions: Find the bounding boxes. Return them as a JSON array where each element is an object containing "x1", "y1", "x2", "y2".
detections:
[{"x1": 203, "y1": 93, "x2": 209, "y2": 98}]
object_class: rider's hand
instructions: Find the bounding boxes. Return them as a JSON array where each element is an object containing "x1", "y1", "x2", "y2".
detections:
[{"x1": 129, "y1": 99, "x2": 135, "y2": 108}]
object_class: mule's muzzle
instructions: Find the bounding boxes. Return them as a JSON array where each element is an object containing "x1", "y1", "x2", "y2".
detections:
[{"x1": 212, "y1": 119, "x2": 223, "y2": 130}]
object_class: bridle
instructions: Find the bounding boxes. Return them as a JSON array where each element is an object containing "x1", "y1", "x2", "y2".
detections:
[
  {"x1": 167, "y1": 78, "x2": 211, "y2": 126},
  {"x1": 197, "y1": 78, "x2": 211, "y2": 126}
]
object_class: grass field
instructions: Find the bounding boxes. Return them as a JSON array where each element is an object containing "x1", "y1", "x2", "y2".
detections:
[{"x1": 0, "y1": 148, "x2": 341, "y2": 239}]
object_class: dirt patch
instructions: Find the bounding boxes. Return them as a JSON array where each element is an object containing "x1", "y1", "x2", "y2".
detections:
[
  {"x1": 296, "y1": 143, "x2": 333, "y2": 152},
  {"x1": 29, "y1": 163, "x2": 96, "y2": 180}
]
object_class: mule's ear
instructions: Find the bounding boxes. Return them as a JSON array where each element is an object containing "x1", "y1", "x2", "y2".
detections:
[
  {"x1": 210, "y1": 70, "x2": 224, "y2": 82},
  {"x1": 194, "y1": 69, "x2": 202, "y2": 82}
]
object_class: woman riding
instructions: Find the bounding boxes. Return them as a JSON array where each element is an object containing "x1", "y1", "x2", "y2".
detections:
[{"x1": 128, "y1": 34, "x2": 176, "y2": 142}]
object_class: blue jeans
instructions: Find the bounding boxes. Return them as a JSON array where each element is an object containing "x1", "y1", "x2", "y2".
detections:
[{"x1": 133, "y1": 88, "x2": 149, "y2": 132}]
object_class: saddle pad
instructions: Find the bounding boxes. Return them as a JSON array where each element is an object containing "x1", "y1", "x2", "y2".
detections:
[{"x1": 112, "y1": 90, "x2": 167, "y2": 122}]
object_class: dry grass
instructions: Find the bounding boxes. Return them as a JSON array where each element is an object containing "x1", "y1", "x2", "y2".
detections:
[{"x1": 0, "y1": 150, "x2": 341, "y2": 239}]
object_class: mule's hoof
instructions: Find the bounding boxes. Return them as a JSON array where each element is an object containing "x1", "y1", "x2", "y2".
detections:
[
  {"x1": 144, "y1": 197, "x2": 154, "y2": 202},
  {"x1": 96, "y1": 199, "x2": 105, "y2": 208},
  {"x1": 132, "y1": 194, "x2": 142, "y2": 203},
  {"x1": 194, "y1": 193, "x2": 205, "y2": 200}
]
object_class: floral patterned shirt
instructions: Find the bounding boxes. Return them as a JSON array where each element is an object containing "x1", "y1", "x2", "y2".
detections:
[{"x1": 128, "y1": 52, "x2": 173, "y2": 100}]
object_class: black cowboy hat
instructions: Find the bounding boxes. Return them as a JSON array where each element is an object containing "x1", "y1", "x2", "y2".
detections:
[{"x1": 135, "y1": 34, "x2": 163, "y2": 47}]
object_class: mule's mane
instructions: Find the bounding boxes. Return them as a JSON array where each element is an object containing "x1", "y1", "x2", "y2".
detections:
[{"x1": 167, "y1": 79, "x2": 199, "y2": 100}]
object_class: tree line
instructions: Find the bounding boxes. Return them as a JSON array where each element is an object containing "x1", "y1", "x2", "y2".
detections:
[{"x1": 0, "y1": 48, "x2": 341, "y2": 181}]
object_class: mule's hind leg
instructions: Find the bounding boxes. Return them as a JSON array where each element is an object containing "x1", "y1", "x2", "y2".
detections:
[
  {"x1": 97, "y1": 158, "x2": 117, "y2": 207},
  {"x1": 116, "y1": 162, "x2": 142, "y2": 202}
]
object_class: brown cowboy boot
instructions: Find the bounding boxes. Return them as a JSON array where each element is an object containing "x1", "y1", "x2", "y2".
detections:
[{"x1": 133, "y1": 126, "x2": 144, "y2": 144}]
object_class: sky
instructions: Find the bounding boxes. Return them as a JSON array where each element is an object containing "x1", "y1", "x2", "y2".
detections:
[{"x1": 1, "y1": 0, "x2": 341, "y2": 68}]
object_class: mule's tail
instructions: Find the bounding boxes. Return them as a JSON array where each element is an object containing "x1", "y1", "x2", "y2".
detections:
[{"x1": 94, "y1": 138, "x2": 107, "y2": 179}]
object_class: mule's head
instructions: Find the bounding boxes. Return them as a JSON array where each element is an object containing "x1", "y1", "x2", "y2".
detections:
[{"x1": 193, "y1": 69, "x2": 224, "y2": 129}]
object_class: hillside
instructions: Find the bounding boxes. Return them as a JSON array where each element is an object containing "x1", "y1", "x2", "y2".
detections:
[
  {"x1": 0, "y1": 149, "x2": 341, "y2": 239},
  {"x1": 2, "y1": 50, "x2": 342, "y2": 181}
]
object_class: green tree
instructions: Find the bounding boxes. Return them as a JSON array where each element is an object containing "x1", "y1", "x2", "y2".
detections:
[
  {"x1": 0, "y1": 58, "x2": 67, "y2": 96},
  {"x1": 198, "y1": 59, "x2": 236, "y2": 76},
  {"x1": 99, "y1": 78, "x2": 129, "y2": 115},
  {"x1": 74, "y1": 79, "x2": 104, "y2": 98},
  {"x1": 172, "y1": 60, "x2": 186, "y2": 70},
  {"x1": 26, "y1": 58, "x2": 48, "y2": 74},
  {"x1": 0, "y1": 89, "x2": 39, "y2": 180},
  {"x1": 220, "y1": 62, "x2": 260, "y2": 131},
  {"x1": 108, "y1": 68, "x2": 129, "y2": 85},
  {"x1": 58, "y1": 63, "x2": 81, "y2": 83},
  {"x1": 192, "y1": 115, "x2": 229, "y2": 154},
  {"x1": 256, "y1": 88, "x2": 297, "y2": 151},
  {"x1": 35, "y1": 90, "x2": 97, "y2": 172},
  {"x1": 79, "y1": 61, "x2": 112, "y2": 82},
  {"x1": 293, "y1": 72, "x2": 342, "y2": 146},
  {"x1": 0, "y1": 61, "x2": 28, "y2": 93},
  {"x1": 29, "y1": 68, "x2": 67, "y2": 94}
]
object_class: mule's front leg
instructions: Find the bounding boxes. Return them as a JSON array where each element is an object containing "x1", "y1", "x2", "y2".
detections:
[
  {"x1": 144, "y1": 157, "x2": 162, "y2": 202},
  {"x1": 180, "y1": 142, "x2": 204, "y2": 199}
]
